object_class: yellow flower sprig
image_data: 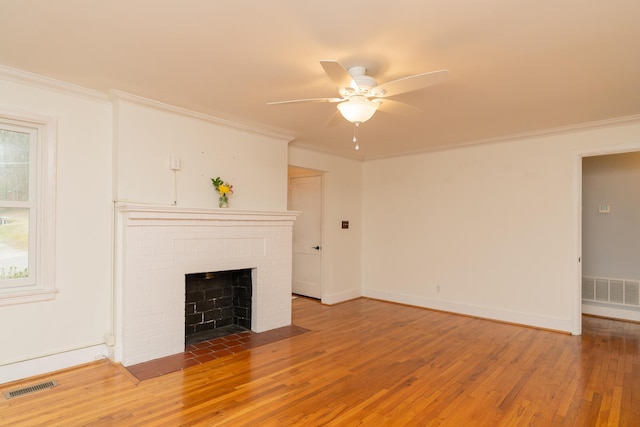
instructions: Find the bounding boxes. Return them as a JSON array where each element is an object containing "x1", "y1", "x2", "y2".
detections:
[{"x1": 211, "y1": 176, "x2": 234, "y2": 208}]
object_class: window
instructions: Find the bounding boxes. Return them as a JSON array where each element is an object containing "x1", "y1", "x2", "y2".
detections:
[{"x1": 0, "y1": 113, "x2": 56, "y2": 305}]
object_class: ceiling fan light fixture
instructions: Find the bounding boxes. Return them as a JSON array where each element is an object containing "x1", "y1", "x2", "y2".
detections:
[{"x1": 337, "y1": 97, "x2": 379, "y2": 123}]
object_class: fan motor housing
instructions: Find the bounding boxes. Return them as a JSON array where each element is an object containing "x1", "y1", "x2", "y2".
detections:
[{"x1": 348, "y1": 66, "x2": 377, "y2": 91}]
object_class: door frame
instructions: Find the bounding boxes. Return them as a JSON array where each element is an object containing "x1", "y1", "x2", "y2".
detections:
[
  {"x1": 288, "y1": 166, "x2": 325, "y2": 300},
  {"x1": 573, "y1": 142, "x2": 640, "y2": 335}
]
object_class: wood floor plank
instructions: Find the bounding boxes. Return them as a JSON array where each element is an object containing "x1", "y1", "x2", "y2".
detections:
[{"x1": 1, "y1": 297, "x2": 640, "y2": 426}]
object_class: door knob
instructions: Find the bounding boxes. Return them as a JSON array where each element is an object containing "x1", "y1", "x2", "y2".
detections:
[{"x1": 311, "y1": 245, "x2": 321, "y2": 250}]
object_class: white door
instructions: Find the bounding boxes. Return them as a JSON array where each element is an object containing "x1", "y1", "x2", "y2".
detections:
[{"x1": 289, "y1": 175, "x2": 323, "y2": 299}]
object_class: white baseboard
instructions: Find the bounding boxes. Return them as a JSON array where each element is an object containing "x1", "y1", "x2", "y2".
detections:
[
  {"x1": 582, "y1": 301, "x2": 640, "y2": 322},
  {"x1": 321, "y1": 288, "x2": 362, "y2": 305},
  {"x1": 0, "y1": 344, "x2": 109, "y2": 385},
  {"x1": 362, "y1": 288, "x2": 573, "y2": 333}
]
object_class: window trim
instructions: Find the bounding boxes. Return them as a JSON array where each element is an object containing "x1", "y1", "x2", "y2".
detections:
[{"x1": 0, "y1": 110, "x2": 57, "y2": 305}]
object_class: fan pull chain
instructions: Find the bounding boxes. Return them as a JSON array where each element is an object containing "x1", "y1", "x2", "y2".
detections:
[{"x1": 353, "y1": 122, "x2": 360, "y2": 151}]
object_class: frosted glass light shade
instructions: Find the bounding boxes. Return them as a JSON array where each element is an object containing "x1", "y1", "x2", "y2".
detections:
[{"x1": 337, "y1": 98, "x2": 379, "y2": 123}]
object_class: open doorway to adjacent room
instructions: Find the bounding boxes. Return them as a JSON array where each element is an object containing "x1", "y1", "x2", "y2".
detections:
[{"x1": 581, "y1": 151, "x2": 640, "y2": 323}]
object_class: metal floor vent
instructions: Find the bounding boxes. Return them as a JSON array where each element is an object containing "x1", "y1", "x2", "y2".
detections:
[
  {"x1": 5, "y1": 380, "x2": 57, "y2": 399},
  {"x1": 583, "y1": 276, "x2": 640, "y2": 307}
]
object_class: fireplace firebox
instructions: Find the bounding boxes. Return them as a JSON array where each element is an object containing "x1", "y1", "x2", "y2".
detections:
[{"x1": 185, "y1": 269, "x2": 252, "y2": 345}]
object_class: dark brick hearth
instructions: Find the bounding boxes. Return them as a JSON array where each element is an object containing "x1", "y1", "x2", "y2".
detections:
[{"x1": 185, "y1": 269, "x2": 252, "y2": 345}]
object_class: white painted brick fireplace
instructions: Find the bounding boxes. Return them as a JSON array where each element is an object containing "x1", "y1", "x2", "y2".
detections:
[{"x1": 113, "y1": 204, "x2": 297, "y2": 366}]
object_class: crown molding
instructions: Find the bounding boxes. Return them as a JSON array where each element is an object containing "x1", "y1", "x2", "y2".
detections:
[
  {"x1": 288, "y1": 142, "x2": 366, "y2": 162},
  {"x1": 364, "y1": 114, "x2": 640, "y2": 161},
  {"x1": 0, "y1": 65, "x2": 296, "y2": 143},
  {"x1": 109, "y1": 90, "x2": 296, "y2": 143},
  {"x1": 0, "y1": 65, "x2": 109, "y2": 103}
]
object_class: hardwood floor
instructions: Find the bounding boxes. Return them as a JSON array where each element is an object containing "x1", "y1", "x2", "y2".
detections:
[{"x1": 1, "y1": 297, "x2": 639, "y2": 426}]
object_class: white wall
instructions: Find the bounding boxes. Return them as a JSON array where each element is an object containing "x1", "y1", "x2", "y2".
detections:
[
  {"x1": 113, "y1": 95, "x2": 291, "y2": 211},
  {"x1": 288, "y1": 147, "x2": 362, "y2": 304},
  {"x1": 0, "y1": 75, "x2": 113, "y2": 380},
  {"x1": 582, "y1": 152, "x2": 640, "y2": 279},
  {"x1": 362, "y1": 119, "x2": 640, "y2": 333}
]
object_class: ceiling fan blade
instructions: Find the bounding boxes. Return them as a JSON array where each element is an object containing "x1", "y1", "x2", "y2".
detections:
[
  {"x1": 372, "y1": 69, "x2": 450, "y2": 98},
  {"x1": 267, "y1": 97, "x2": 343, "y2": 105},
  {"x1": 325, "y1": 110, "x2": 345, "y2": 127},
  {"x1": 320, "y1": 60, "x2": 359, "y2": 92},
  {"x1": 376, "y1": 99, "x2": 424, "y2": 115}
]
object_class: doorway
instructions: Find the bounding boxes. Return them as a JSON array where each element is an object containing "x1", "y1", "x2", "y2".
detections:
[
  {"x1": 581, "y1": 151, "x2": 640, "y2": 322},
  {"x1": 288, "y1": 167, "x2": 323, "y2": 299}
]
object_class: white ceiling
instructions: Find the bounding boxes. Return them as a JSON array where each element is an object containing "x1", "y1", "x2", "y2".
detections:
[{"x1": 1, "y1": 0, "x2": 639, "y2": 160}]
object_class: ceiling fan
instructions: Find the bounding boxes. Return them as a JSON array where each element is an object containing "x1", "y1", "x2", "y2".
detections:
[{"x1": 268, "y1": 60, "x2": 450, "y2": 125}]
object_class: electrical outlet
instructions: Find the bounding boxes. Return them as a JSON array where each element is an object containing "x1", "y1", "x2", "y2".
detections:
[{"x1": 436, "y1": 285, "x2": 441, "y2": 293}]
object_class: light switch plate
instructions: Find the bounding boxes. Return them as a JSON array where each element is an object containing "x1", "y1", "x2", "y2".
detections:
[{"x1": 170, "y1": 157, "x2": 181, "y2": 171}]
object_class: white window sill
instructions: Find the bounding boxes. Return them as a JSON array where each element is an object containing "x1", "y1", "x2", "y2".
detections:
[{"x1": 0, "y1": 288, "x2": 59, "y2": 306}]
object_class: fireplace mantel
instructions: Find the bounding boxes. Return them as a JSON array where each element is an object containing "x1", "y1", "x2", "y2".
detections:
[
  {"x1": 113, "y1": 203, "x2": 298, "y2": 366},
  {"x1": 117, "y1": 203, "x2": 299, "y2": 222}
]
